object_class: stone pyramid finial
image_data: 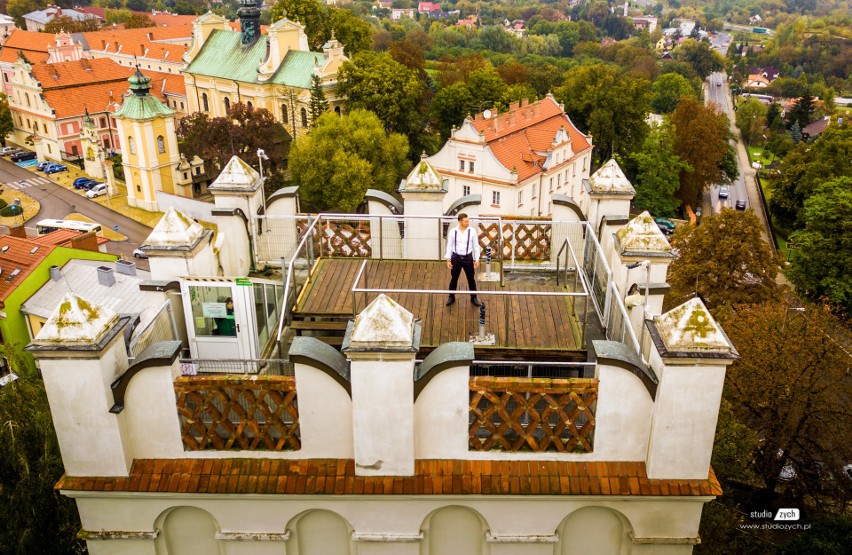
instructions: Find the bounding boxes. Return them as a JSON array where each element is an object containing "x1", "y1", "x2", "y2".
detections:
[
  {"x1": 348, "y1": 294, "x2": 415, "y2": 350},
  {"x1": 402, "y1": 158, "x2": 443, "y2": 192},
  {"x1": 145, "y1": 207, "x2": 205, "y2": 248},
  {"x1": 588, "y1": 158, "x2": 635, "y2": 195},
  {"x1": 34, "y1": 293, "x2": 119, "y2": 346},
  {"x1": 653, "y1": 298, "x2": 735, "y2": 356},
  {"x1": 615, "y1": 211, "x2": 672, "y2": 256},
  {"x1": 208, "y1": 155, "x2": 261, "y2": 191}
]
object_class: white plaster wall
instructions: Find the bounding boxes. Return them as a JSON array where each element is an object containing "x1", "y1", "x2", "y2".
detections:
[
  {"x1": 188, "y1": 240, "x2": 220, "y2": 277},
  {"x1": 414, "y1": 365, "x2": 469, "y2": 459},
  {"x1": 293, "y1": 362, "x2": 354, "y2": 458},
  {"x1": 350, "y1": 357, "x2": 416, "y2": 476},
  {"x1": 149, "y1": 256, "x2": 190, "y2": 282},
  {"x1": 124, "y1": 363, "x2": 185, "y2": 459},
  {"x1": 591, "y1": 364, "x2": 654, "y2": 461},
  {"x1": 401, "y1": 195, "x2": 445, "y2": 261},
  {"x1": 39, "y1": 339, "x2": 132, "y2": 476},
  {"x1": 646, "y1": 364, "x2": 726, "y2": 479},
  {"x1": 215, "y1": 217, "x2": 251, "y2": 276},
  {"x1": 155, "y1": 191, "x2": 216, "y2": 221},
  {"x1": 70, "y1": 494, "x2": 709, "y2": 555}
]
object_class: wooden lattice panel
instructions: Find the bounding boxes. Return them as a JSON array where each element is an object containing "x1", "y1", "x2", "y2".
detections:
[
  {"x1": 477, "y1": 223, "x2": 552, "y2": 261},
  {"x1": 469, "y1": 377, "x2": 597, "y2": 453},
  {"x1": 175, "y1": 375, "x2": 300, "y2": 451},
  {"x1": 296, "y1": 219, "x2": 372, "y2": 258}
]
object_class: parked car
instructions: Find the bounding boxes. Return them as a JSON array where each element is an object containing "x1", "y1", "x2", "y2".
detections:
[
  {"x1": 36, "y1": 160, "x2": 53, "y2": 171},
  {"x1": 86, "y1": 183, "x2": 108, "y2": 198},
  {"x1": 10, "y1": 151, "x2": 36, "y2": 162},
  {"x1": 132, "y1": 248, "x2": 149, "y2": 259},
  {"x1": 735, "y1": 200, "x2": 746, "y2": 210},
  {"x1": 718, "y1": 187, "x2": 729, "y2": 199},
  {"x1": 0, "y1": 146, "x2": 18, "y2": 155},
  {"x1": 44, "y1": 163, "x2": 68, "y2": 174},
  {"x1": 654, "y1": 217, "x2": 676, "y2": 236},
  {"x1": 73, "y1": 177, "x2": 97, "y2": 189}
]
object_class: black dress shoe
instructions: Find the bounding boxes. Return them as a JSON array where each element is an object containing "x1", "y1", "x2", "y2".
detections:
[
  {"x1": 446, "y1": 296, "x2": 455, "y2": 306},
  {"x1": 471, "y1": 297, "x2": 481, "y2": 306}
]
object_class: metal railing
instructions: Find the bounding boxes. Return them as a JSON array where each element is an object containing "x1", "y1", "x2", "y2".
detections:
[
  {"x1": 275, "y1": 214, "x2": 321, "y2": 347},
  {"x1": 178, "y1": 358, "x2": 292, "y2": 376},
  {"x1": 128, "y1": 301, "x2": 178, "y2": 360},
  {"x1": 605, "y1": 281, "x2": 643, "y2": 357},
  {"x1": 469, "y1": 360, "x2": 596, "y2": 379}
]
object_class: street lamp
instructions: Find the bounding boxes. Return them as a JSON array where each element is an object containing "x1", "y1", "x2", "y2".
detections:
[{"x1": 257, "y1": 148, "x2": 269, "y2": 232}]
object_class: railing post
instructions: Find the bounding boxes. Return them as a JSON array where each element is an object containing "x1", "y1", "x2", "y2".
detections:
[
  {"x1": 485, "y1": 245, "x2": 492, "y2": 275},
  {"x1": 479, "y1": 302, "x2": 486, "y2": 338},
  {"x1": 511, "y1": 222, "x2": 516, "y2": 267},
  {"x1": 379, "y1": 215, "x2": 384, "y2": 260},
  {"x1": 437, "y1": 217, "x2": 443, "y2": 261},
  {"x1": 503, "y1": 294, "x2": 510, "y2": 347}
]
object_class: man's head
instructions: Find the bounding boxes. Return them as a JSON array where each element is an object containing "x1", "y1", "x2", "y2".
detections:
[{"x1": 458, "y1": 212, "x2": 469, "y2": 229}]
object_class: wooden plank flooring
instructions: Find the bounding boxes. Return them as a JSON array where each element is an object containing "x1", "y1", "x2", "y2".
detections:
[{"x1": 293, "y1": 259, "x2": 579, "y2": 351}]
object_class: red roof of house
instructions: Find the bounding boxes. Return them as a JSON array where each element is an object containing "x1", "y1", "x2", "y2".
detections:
[
  {"x1": 30, "y1": 229, "x2": 110, "y2": 247},
  {"x1": 80, "y1": 24, "x2": 194, "y2": 50},
  {"x1": 0, "y1": 236, "x2": 55, "y2": 305},
  {"x1": 470, "y1": 97, "x2": 592, "y2": 182},
  {"x1": 31, "y1": 57, "x2": 132, "y2": 89},
  {"x1": 2, "y1": 29, "x2": 55, "y2": 54},
  {"x1": 0, "y1": 48, "x2": 49, "y2": 65},
  {"x1": 56, "y1": 458, "x2": 723, "y2": 497}
]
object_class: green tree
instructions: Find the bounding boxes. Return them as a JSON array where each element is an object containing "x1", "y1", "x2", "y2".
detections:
[
  {"x1": 719, "y1": 303, "x2": 851, "y2": 511},
  {"x1": 478, "y1": 25, "x2": 519, "y2": 53},
  {"x1": 288, "y1": 109, "x2": 409, "y2": 211},
  {"x1": 327, "y1": 7, "x2": 372, "y2": 56},
  {"x1": 787, "y1": 178, "x2": 852, "y2": 316},
  {"x1": 768, "y1": 124, "x2": 851, "y2": 231},
  {"x1": 308, "y1": 74, "x2": 328, "y2": 127},
  {"x1": 430, "y1": 82, "x2": 474, "y2": 139},
  {"x1": 790, "y1": 119, "x2": 803, "y2": 143},
  {"x1": 735, "y1": 98, "x2": 767, "y2": 146},
  {"x1": 338, "y1": 52, "x2": 425, "y2": 149},
  {"x1": 0, "y1": 94, "x2": 14, "y2": 147},
  {"x1": 6, "y1": 0, "x2": 40, "y2": 29},
  {"x1": 787, "y1": 90, "x2": 815, "y2": 130},
  {"x1": 270, "y1": 0, "x2": 328, "y2": 49},
  {"x1": 672, "y1": 38, "x2": 724, "y2": 79},
  {"x1": 666, "y1": 210, "x2": 783, "y2": 312},
  {"x1": 467, "y1": 68, "x2": 507, "y2": 111},
  {"x1": 630, "y1": 124, "x2": 690, "y2": 217},
  {"x1": 0, "y1": 343, "x2": 85, "y2": 553},
  {"x1": 555, "y1": 64, "x2": 652, "y2": 166},
  {"x1": 43, "y1": 14, "x2": 102, "y2": 33},
  {"x1": 650, "y1": 73, "x2": 696, "y2": 114},
  {"x1": 670, "y1": 97, "x2": 730, "y2": 205}
]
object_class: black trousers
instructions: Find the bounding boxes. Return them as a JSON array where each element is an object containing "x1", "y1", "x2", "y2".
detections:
[{"x1": 448, "y1": 253, "x2": 477, "y2": 298}]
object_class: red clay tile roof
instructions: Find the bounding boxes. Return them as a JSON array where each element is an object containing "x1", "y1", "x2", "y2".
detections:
[
  {"x1": 31, "y1": 58, "x2": 132, "y2": 89},
  {"x1": 30, "y1": 229, "x2": 110, "y2": 247},
  {"x1": 149, "y1": 13, "x2": 198, "y2": 27},
  {"x1": 469, "y1": 97, "x2": 592, "y2": 182},
  {"x1": 0, "y1": 236, "x2": 55, "y2": 305},
  {"x1": 80, "y1": 24, "x2": 193, "y2": 52},
  {"x1": 0, "y1": 48, "x2": 49, "y2": 65},
  {"x1": 2, "y1": 29, "x2": 55, "y2": 53},
  {"x1": 56, "y1": 459, "x2": 723, "y2": 497},
  {"x1": 41, "y1": 71, "x2": 173, "y2": 118},
  {"x1": 153, "y1": 71, "x2": 186, "y2": 96}
]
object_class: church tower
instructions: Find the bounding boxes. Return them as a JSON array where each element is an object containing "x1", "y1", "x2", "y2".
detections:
[
  {"x1": 238, "y1": 0, "x2": 262, "y2": 45},
  {"x1": 113, "y1": 68, "x2": 181, "y2": 212}
]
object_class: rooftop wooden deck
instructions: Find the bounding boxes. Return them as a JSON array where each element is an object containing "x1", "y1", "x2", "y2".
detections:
[{"x1": 291, "y1": 259, "x2": 583, "y2": 357}]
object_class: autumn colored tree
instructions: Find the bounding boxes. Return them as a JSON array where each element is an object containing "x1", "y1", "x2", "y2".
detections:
[
  {"x1": 720, "y1": 303, "x2": 852, "y2": 511},
  {"x1": 0, "y1": 93, "x2": 14, "y2": 146},
  {"x1": 43, "y1": 14, "x2": 101, "y2": 33},
  {"x1": 666, "y1": 209, "x2": 783, "y2": 313},
  {"x1": 122, "y1": 13, "x2": 155, "y2": 29},
  {"x1": 670, "y1": 97, "x2": 730, "y2": 206},
  {"x1": 287, "y1": 109, "x2": 409, "y2": 211}
]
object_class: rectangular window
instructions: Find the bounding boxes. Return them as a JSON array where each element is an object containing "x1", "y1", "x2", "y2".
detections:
[
  {"x1": 518, "y1": 191, "x2": 523, "y2": 205},
  {"x1": 549, "y1": 177, "x2": 554, "y2": 192},
  {"x1": 492, "y1": 191, "x2": 500, "y2": 205},
  {"x1": 532, "y1": 183, "x2": 538, "y2": 198},
  {"x1": 462, "y1": 184, "x2": 470, "y2": 196},
  {"x1": 459, "y1": 159, "x2": 465, "y2": 171},
  {"x1": 469, "y1": 161, "x2": 475, "y2": 173},
  {"x1": 557, "y1": 174, "x2": 561, "y2": 188}
]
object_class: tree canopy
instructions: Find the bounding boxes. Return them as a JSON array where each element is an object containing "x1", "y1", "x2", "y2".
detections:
[
  {"x1": 630, "y1": 124, "x2": 690, "y2": 218},
  {"x1": 650, "y1": 72, "x2": 696, "y2": 114},
  {"x1": 672, "y1": 38, "x2": 724, "y2": 79},
  {"x1": 670, "y1": 97, "x2": 730, "y2": 206},
  {"x1": 270, "y1": 0, "x2": 371, "y2": 55},
  {"x1": 0, "y1": 94, "x2": 14, "y2": 147},
  {"x1": 666, "y1": 209, "x2": 783, "y2": 313},
  {"x1": 554, "y1": 63, "x2": 651, "y2": 167},
  {"x1": 287, "y1": 109, "x2": 409, "y2": 212},
  {"x1": 787, "y1": 177, "x2": 852, "y2": 317}
]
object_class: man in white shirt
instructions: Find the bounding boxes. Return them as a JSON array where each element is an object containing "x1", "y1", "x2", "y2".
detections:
[{"x1": 445, "y1": 212, "x2": 481, "y2": 306}]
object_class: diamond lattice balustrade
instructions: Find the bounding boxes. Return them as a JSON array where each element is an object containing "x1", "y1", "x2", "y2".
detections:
[
  {"x1": 469, "y1": 377, "x2": 598, "y2": 453},
  {"x1": 175, "y1": 375, "x2": 300, "y2": 451}
]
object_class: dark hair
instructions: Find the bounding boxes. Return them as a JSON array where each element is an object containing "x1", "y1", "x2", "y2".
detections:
[{"x1": 457, "y1": 212, "x2": 468, "y2": 221}]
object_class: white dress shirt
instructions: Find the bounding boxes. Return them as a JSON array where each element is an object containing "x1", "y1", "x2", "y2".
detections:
[{"x1": 445, "y1": 225, "x2": 481, "y2": 260}]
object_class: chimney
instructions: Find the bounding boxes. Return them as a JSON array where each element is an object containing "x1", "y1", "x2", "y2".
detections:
[
  {"x1": 115, "y1": 259, "x2": 136, "y2": 276},
  {"x1": 97, "y1": 265, "x2": 115, "y2": 287},
  {"x1": 49, "y1": 265, "x2": 61, "y2": 281}
]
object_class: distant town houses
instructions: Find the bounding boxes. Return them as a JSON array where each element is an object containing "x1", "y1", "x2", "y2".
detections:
[
  {"x1": 391, "y1": 8, "x2": 416, "y2": 21},
  {"x1": 417, "y1": 2, "x2": 442, "y2": 14},
  {"x1": 22, "y1": 5, "x2": 98, "y2": 32},
  {"x1": 631, "y1": 16, "x2": 658, "y2": 33}
]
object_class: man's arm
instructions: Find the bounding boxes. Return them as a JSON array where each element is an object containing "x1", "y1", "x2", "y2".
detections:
[{"x1": 445, "y1": 228, "x2": 455, "y2": 261}]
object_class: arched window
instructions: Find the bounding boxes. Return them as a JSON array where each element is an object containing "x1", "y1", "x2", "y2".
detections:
[
  {"x1": 128, "y1": 136, "x2": 136, "y2": 155},
  {"x1": 556, "y1": 507, "x2": 632, "y2": 555},
  {"x1": 300, "y1": 107, "x2": 308, "y2": 128},
  {"x1": 223, "y1": 97, "x2": 230, "y2": 112},
  {"x1": 421, "y1": 506, "x2": 488, "y2": 555},
  {"x1": 202, "y1": 92, "x2": 209, "y2": 112},
  {"x1": 246, "y1": 101, "x2": 253, "y2": 110},
  {"x1": 25, "y1": 93, "x2": 30, "y2": 107},
  {"x1": 334, "y1": 106, "x2": 341, "y2": 115},
  {"x1": 281, "y1": 105, "x2": 289, "y2": 124},
  {"x1": 157, "y1": 135, "x2": 165, "y2": 154},
  {"x1": 286, "y1": 510, "x2": 353, "y2": 555},
  {"x1": 155, "y1": 507, "x2": 223, "y2": 555}
]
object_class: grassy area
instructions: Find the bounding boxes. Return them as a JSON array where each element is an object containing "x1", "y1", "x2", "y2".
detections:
[{"x1": 0, "y1": 188, "x2": 40, "y2": 228}]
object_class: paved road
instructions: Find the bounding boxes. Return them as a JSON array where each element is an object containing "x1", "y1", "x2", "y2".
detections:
[
  {"x1": 702, "y1": 72, "x2": 775, "y2": 248},
  {"x1": 710, "y1": 31, "x2": 732, "y2": 56},
  {"x1": 0, "y1": 158, "x2": 152, "y2": 267}
]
